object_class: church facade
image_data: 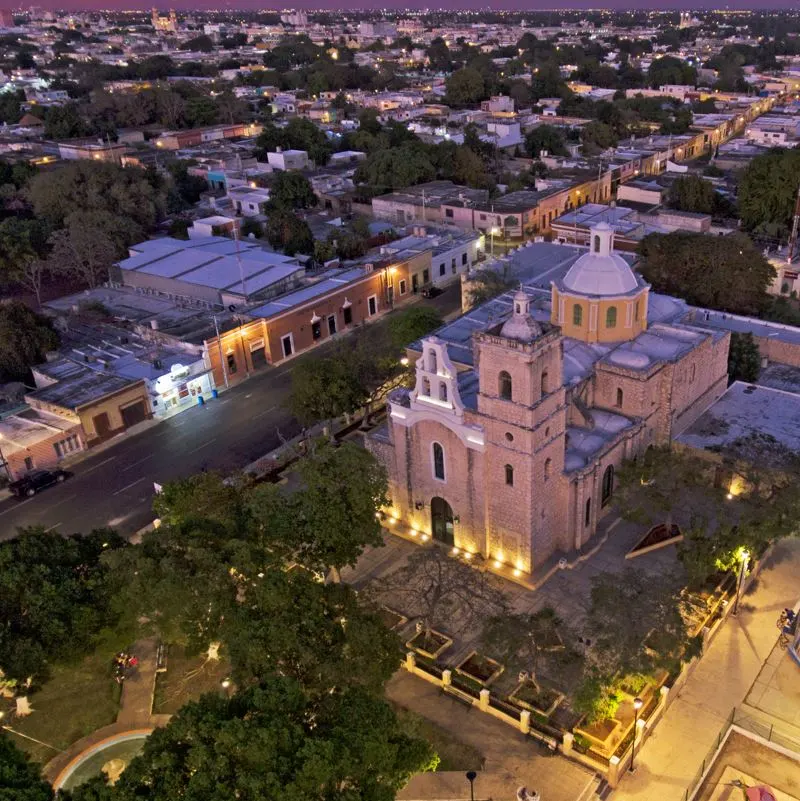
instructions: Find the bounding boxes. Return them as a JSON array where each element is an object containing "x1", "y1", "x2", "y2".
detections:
[{"x1": 366, "y1": 224, "x2": 730, "y2": 579}]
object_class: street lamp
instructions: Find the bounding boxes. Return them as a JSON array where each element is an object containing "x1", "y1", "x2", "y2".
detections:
[
  {"x1": 629, "y1": 696, "x2": 643, "y2": 773},
  {"x1": 733, "y1": 548, "x2": 750, "y2": 616},
  {"x1": 490, "y1": 227, "x2": 501, "y2": 258},
  {"x1": 466, "y1": 771, "x2": 477, "y2": 801}
]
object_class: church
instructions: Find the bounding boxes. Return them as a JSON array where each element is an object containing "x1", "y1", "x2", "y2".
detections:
[{"x1": 366, "y1": 223, "x2": 730, "y2": 580}]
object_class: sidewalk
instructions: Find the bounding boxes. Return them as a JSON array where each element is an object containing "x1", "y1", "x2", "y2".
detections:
[
  {"x1": 388, "y1": 672, "x2": 598, "y2": 801},
  {"x1": 611, "y1": 538, "x2": 800, "y2": 801}
]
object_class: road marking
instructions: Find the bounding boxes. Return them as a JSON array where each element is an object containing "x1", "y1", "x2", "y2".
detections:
[
  {"x1": 186, "y1": 438, "x2": 217, "y2": 456},
  {"x1": 45, "y1": 523, "x2": 61, "y2": 532},
  {"x1": 254, "y1": 405, "x2": 277, "y2": 419},
  {"x1": 121, "y1": 455, "x2": 154, "y2": 472},
  {"x1": 0, "y1": 498, "x2": 34, "y2": 516},
  {"x1": 42, "y1": 493, "x2": 77, "y2": 511},
  {"x1": 81, "y1": 456, "x2": 115, "y2": 475},
  {"x1": 113, "y1": 477, "x2": 146, "y2": 496},
  {"x1": 245, "y1": 394, "x2": 252, "y2": 398}
]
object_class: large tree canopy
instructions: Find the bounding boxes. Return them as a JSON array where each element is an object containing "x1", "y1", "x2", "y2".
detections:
[
  {"x1": 738, "y1": 148, "x2": 800, "y2": 238},
  {"x1": 0, "y1": 528, "x2": 126, "y2": 684},
  {"x1": 0, "y1": 301, "x2": 60, "y2": 383},
  {"x1": 70, "y1": 678, "x2": 435, "y2": 801},
  {"x1": 638, "y1": 231, "x2": 775, "y2": 315},
  {"x1": 27, "y1": 161, "x2": 167, "y2": 230}
]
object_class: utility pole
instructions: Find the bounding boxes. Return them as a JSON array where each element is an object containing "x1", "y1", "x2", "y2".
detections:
[{"x1": 212, "y1": 313, "x2": 230, "y2": 389}]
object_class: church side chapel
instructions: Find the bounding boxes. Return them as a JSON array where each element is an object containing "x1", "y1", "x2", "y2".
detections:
[{"x1": 367, "y1": 223, "x2": 730, "y2": 581}]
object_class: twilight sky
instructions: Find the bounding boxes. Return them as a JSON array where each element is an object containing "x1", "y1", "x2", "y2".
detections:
[{"x1": 51, "y1": 1, "x2": 799, "y2": 11}]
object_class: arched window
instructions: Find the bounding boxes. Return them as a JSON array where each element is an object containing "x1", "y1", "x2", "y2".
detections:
[
  {"x1": 606, "y1": 306, "x2": 617, "y2": 329},
  {"x1": 690, "y1": 364, "x2": 696, "y2": 382},
  {"x1": 422, "y1": 377, "x2": 431, "y2": 396},
  {"x1": 573, "y1": 304, "x2": 583, "y2": 327},
  {"x1": 429, "y1": 349, "x2": 438, "y2": 373},
  {"x1": 439, "y1": 382, "x2": 448, "y2": 402},
  {"x1": 541, "y1": 370, "x2": 549, "y2": 396},
  {"x1": 616, "y1": 387, "x2": 623, "y2": 408},
  {"x1": 593, "y1": 235, "x2": 601, "y2": 253},
  {"x1": 505, "y1": 464, "x2": 514, "y2": 486},
  {"x1": 544, "y1": 457, "x2": 552, "y2": 481},
  {"x1": 585, "y1": 497, "x2": 592, "y2": 527},
  {"x1": 432, "y1": 442, "x2": 445, "y2": 481},
  {"x1": 499, "y1": 370, "x2": 512, "y2": 400},
  {"x1": 601, "y1": 465, "x2": 614, "y2": 507}
]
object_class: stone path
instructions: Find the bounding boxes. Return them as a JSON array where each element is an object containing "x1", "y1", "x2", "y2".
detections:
[
  {"x1": 389, "y1": 671, "x2": 599, "y2": 801},
  {"x1": 611, "y1": 538, "x2": 800, "y2": 801},
  {"x1": 45, "y1": 637, "x2": 166, "y2": 785}
]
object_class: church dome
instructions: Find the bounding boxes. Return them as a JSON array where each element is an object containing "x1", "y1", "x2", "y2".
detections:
[
  {"x1": 500, "y1": 289, "x2": 542, "y2": 342},
  {"x1": 561, "y1": 223, "x2": 639, "y2": 297}
]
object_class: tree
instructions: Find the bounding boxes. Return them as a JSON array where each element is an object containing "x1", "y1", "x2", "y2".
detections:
[
  {"x1": 667, "y1": 174, "x2": 716, "y2": 214},
  {"x1": 426, "y1": 37, "x2": 452, "y2": 71},
  {"x1": 581, "y1": 120, "x2": 617, "y2": 154},
  {"x1": 739, "y1": 148, "x2": 800, "y2": 238},
  {"x1": 0, "y1": 734, "x2": 54, "y2": 801},
  {"x1": 445, "y1": 67, "x2": 486, "y2": 107},
  {"x1": 0, "y1": 217, "x2": 51, "y2": 306},
  {"x1": 269, "y1": 171, "x2": 316, "y2": 210},
  {"x1": 386, "y1": 306, "x2": 443, "y2": 352},
  {"x1": 70, "y1": 678, "x2": 435, "y2": 801},
  {"x1": 288, "y1": 342, "x2": 367, "y2": 427},
  {"x1": 43, "y1": 102, "x2": 88, "y2": 139},
  {"x1": 355, "y1": 144, "x2": 435, "y2": 191},
  {"x1": 224, "y1": 571, "x2": 400, "y2": 693},
  {"x1": 47, "y1": 222, "x2": 118, "y2": 288},
  {"x1": 727, "y1": 332, "x2": 761, "y2": 384},
  {"x1": 265, "y1": 210, "x2": 313, "y2": 255},
  {"x1": 587, "y1": 567, "x2": 694, "y2": 679},
  {"x1": 373, "y1": 547, "x2": 507, "y2": 638},
  {"x1": 357, "y1": 107, "x2": 382, "y2": 135},
  {"x1": 28, "y1": 161, "x2": 167, "y2": 230},
  {"x1": 0, "y1": 528, "x2": 126, "y2": 685},
  {"x1": 179, "y1": 34, "x2": 214, "y2": 52},
  {"x1": 250, "y1": 441, "x2": 388, "y2": 583},
  {"x1": 167, "y1": 160, "x2": 208, "y2": 206},
  {"x1": 524, "y1": 124, "x2": 567, "y2": 158},
  {"x1": 647, "y1": 55, "x2": 696, "y2": 88},
  {"x1": 638, "y1": 232, "x2": 775, "y2": 315},
  {"x1": 466, "y1": 269, "x2": 514, "y2": 309},
  {"x1": 0, "y1": 301, "x2": 60, "y2": 383}
]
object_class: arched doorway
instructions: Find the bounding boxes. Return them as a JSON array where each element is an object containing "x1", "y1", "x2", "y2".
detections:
[{"x1": 430, "y1": 497, "x2": 455, "y2": 545}]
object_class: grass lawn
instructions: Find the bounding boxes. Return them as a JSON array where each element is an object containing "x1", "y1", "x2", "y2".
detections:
[
  {"x1": 151, "y1": 645, "x2": 231, "y2": 715},
  {"x1": 393, "y1": 705, "x2": 484, "y2": 772},
  {"x1": 1, "y1": 648, "x2": 121, "y2": 766}
]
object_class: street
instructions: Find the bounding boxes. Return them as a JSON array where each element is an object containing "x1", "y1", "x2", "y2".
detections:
[
  {"x1": 0, "y1": 362, "x2": 300, "y2": 540},
  {"x1": 0, "y1": 286, "x2": 462, "y2": 541}
]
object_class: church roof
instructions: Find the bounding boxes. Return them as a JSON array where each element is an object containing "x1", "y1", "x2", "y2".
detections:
[{"x1": 560, "y1": 222, "x2": 641, "y2": 297}]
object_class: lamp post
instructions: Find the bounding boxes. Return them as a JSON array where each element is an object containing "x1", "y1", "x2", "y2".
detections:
[
  {"x1": 629, "y1": 696, "x2": 643, "y2": 773},
  {"x1": 733, "y1": 548, "x2": 750, "y2": 616},
  {"x1": 466, "y1": 770, "x2": 477, "y2": 801}
]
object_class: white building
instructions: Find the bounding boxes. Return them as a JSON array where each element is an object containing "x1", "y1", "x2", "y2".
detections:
[{"x1": 267, "y1": 149, "x2": 309, "y2": 171}]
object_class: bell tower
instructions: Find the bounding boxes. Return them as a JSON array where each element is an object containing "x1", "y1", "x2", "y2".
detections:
[{"x1": 473, "y1": 291, "x2": 568, "y2": 573}]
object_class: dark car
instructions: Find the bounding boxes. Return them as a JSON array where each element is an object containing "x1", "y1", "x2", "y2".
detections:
[
  {"x1": 421, "y1": 284, "x2": 443, "y2": 298},
  {"x1": 9, "y1": 469, "x2": 71, "y2": 498}
]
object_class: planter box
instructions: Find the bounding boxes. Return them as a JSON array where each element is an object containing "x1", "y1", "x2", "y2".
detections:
[
  {"x1": 626, "y1": 523, "x2": 682, "y2": 559},
  {"x1": 574, "y1": 716, "x2": 623, "y2": 756},
  {"x1": 378, "y1": 607, "x2": 408, "y2": 631},
  {"x1": 455, "y1": 651, "x2": 504, "y2": 687},
  {"x1": 508, "y1": 679, "x2": 564, "y2": 718},
  {"x1": 405, "y1": 629, "x2": 453, "y2": 660}
]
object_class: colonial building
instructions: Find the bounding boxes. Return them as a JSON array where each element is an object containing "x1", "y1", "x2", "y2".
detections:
[{"x1": 367, "y1": 223, "x2": 730, "y2": 580}]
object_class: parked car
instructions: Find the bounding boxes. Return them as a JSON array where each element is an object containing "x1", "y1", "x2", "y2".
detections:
[
  {"x1": 421, "y1": 284, "x2": 443, "y2": 298},
  {"x1": 9, "y1": 469, "x2": 71, "y2": 498}
]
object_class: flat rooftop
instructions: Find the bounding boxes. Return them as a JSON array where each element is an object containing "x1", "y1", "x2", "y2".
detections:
[
  {"x1": 676, "y1": 381, "x2": 800, "y2": 468},
  {"x1": 27, "y1": 365, "x2": 142, "y2": 411},
  {"x1": 119, "y1": 236, "x2": 301, "y2": 298}
]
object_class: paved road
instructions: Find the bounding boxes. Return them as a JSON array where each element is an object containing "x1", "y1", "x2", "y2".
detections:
[
  {"x1": 0, "y1": 362, "x2": 301, "y2": 540},
  {"x1": 0, "y1": 288, "x2": 462, "y2": 541}
]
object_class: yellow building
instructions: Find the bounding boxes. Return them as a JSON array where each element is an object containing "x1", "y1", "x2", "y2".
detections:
[{"x1": 550, "y1": 223, "x2": 649, "y2": 344}]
